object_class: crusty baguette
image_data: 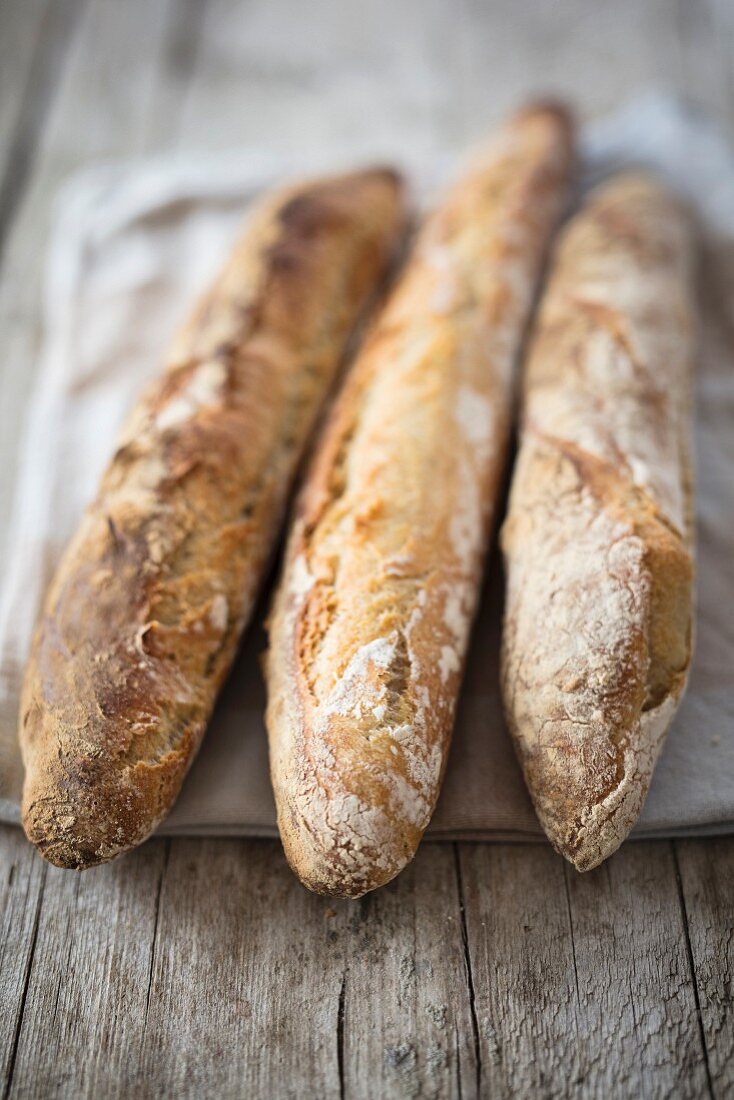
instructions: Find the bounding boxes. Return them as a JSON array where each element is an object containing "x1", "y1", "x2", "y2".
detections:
[
  {"x1": 500, "y1": 173, "x2": 695, "y2": 872},
  {"x1": 20, "y1": 167, "x2": 405, "y2": 869},
  {"x1": 266, "y1": 104, "x2": 575, "y2": 898}
]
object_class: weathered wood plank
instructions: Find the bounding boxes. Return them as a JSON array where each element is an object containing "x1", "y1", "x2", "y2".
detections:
[
  {"x1": 4, "y1": 835, "x2": 727, "y2": 1100},
  {"x1": 459, "y1": 841, "x2": 712, "y2": 1099},
  {"x1": 0, "y1": 0, "x2": 86, "y2": 253},
  {"x1": 136, "y1": 839, "x2": 344, "y2": 1099},
  {"x1": 340, "y1": 844, "x2": 477, "y2": 1099},
  {"x1": 565, "y1": 842, "x2": 711, "y2": 1100},
  {"x1": 142, "y1": 0, "x2": 210, "y2": 153},
  {"x1": 133, "y1": 840, "x2": 478, "y2": 1100},
  {"x1": 676, "y1": 838, "x2": 734, "y2": 1099},
  {"x1": 5, "y1": 840, "x2": 167, "y2": 1100},
  {"x1": 179, "y1": 0, "x2": 461, "y2": 165},
  {"x1": 455, "y1": 0, "x2": 684, "y2": 137},
  {"x1": 2, "y1": 837, "x2": 479, "y2": 1099},
  {"x1": 0, "y1": 825, "x2": 46, "y2": 1091},
  {"x1": 458, "y1": 843, "x2": 579, "y2": 1098}
]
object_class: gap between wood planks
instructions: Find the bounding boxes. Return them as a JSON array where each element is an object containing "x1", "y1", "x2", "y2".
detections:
[
  {"x1": 141, "y1": 838, "x2": 170, "y2": 1041},
  {"x1": 2, "y1": 862, "x2": 47, "y2": 1100},
  {"x1": 673, "y1": 842, "x2": 716, "y2": 1098},
  {"x1": 562, "y1": 863, "x2": 582, "y2": 1009},
  {"x1": 454, "y1": 843, "x2": 482, "y2": 1097}
]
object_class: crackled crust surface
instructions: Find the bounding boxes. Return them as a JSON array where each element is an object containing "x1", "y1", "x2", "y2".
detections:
[
  {"x1": 501, "y1": 173, "x2": 695, "y2": 872},
  {"x1": 20, "y1": 167, "x2": 405, "y2": 869},
  {"x1": 266, "y1": 104, "x2": 575, "y2": 897}
]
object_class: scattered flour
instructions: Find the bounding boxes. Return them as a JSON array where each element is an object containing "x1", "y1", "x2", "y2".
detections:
[
  {"x1": 208, "y1": 594, "x2": 228, "y2": 632},
  {"x1": 156, "y1": 360, "x2": 228, "y2": 431}
]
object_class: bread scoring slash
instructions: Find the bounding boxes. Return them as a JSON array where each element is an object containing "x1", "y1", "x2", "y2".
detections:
[
  {"x1": 266, "y1": 103, "x2": 576, "y2": 898},
  {"x1": 501, "y1": 173, "x2": 695, "y2": 871},
  {"x1": 20, "y1": 167, "x2": 406, "y2": 869}
]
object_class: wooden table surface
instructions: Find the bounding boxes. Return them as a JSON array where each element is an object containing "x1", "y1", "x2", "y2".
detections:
[{"x1": 1, "y1": 1, "x2": 732, "y2": 1097}]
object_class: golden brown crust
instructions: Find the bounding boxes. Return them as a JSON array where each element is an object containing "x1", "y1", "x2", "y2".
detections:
[
  {"x1": 500, "y1": 173, "x2": 695, "y2": 871},
  {"x1": 266, "y1": 104, "x2": 575, "y2": 897},
  {"x1": 20, "y1": 167, "x2": 406, "y2": 869}
]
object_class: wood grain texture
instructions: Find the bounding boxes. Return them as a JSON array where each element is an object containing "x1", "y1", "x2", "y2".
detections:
[
  {"x1": 135, "y1": 840, "x2": 478, "y2": 1098},
  {"x1": 339, "y1": 844, "x2": 477, "y2": 1098},
  {"x1": 142, "y1": 0, "x2": 209, "y2": 153},
  {"x1": 565, "y1": 842, "x2": 711, "y2": 1099},
  {"x1": 458, "y1": 843, "x2": 580, "y2": 1097},
  {"x1": 4, "y1": 840, "x2": 167, "y2": 1100},
  {"x1": 458, "y1": 842, "x2": 714, "y2": 1099},
  {"x1": 2, "y1": 824, "x2": 732, "y2": 1099},
  {"x1": 676, "y1": 839, "x2": 734, "y2": 1099},
  {"x1": 0, "y1": 826, "x2": 46, "y2": 1092},
  {"x1": 179, "y1": 0, "x2": 459, "y2": 164},
  {"x1": 136, "y1": 838, "x2": 345, "y2": 1098}
]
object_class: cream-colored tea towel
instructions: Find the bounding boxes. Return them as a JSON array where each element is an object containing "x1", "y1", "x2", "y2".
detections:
[{"x1": 1, "y1": 95, "x2": 733, "y2": 839}]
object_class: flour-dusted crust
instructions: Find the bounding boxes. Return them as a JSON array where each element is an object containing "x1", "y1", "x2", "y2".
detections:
[
  {"x1": 266, "y1": 104, "x2": 575, "y2": 897},
  {"x1": 20, "y1": 168, "x2": 405, "y2": 869},
  {"x1": 501, "y1": 173, "x2": 695, "y2": 871}
]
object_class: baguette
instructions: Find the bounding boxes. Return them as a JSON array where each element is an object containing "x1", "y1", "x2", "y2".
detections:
[
  {"x1": 20, "y1": 167, "x2": 405, "y2": 869},
  {"x1": 266, "y1": 104, "x2": 575, "y2": 897},
  {"x1": 500, "y1": 173, "x2": 695, "y2": 871}
]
